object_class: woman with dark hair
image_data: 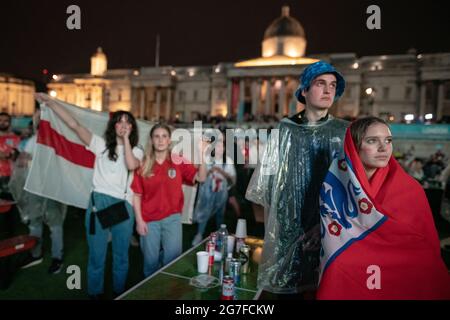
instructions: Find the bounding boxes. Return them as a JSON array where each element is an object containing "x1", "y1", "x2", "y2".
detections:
[
  {"x1": 35, "y1": 93, "x2": 143, "y2": 299},
  {"x1": 317, "y1": 116, "x2": 450, "y2": 299},
  {"x1": 131, "y1": 124, "x2": 207, "y2": 277}
]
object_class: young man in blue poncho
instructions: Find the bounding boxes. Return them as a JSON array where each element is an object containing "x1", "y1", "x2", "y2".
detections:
[{"x1": 246, "y1": 60, "x2": 349, "y2": 297}]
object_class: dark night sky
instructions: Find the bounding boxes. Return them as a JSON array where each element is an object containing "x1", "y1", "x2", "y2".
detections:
[{"x1": 1, "y1": 0, "x2": 449, "y2": 85}]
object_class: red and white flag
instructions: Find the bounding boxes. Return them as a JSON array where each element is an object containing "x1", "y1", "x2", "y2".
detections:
[
  {"x1": 24, "y1": 96, "x2": 197, "y2": 224},
  {"x1": 24, "y1": 96, "x2": 152, "y2": 209}
]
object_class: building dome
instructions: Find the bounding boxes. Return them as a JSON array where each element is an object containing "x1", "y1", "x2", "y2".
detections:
[
  {"x1": 262, "y1": 6, "x2": 307, "y2": 58},
  {"x1": 264, "y1": 6, "x2": 305, "y2": 39}
]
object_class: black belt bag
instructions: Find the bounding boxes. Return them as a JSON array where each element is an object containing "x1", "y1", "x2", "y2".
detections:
[
  {"x1": 89, "y1": 172, "x2": 130, "y2": 235},
  {"x1": 95, "y1": 198, "x2": 129, "y2": 227}
]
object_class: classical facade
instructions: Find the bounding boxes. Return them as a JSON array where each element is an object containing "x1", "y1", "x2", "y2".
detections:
[
  {"x1": 357, "y1": 52, "x2": 450, "y2": 122},
  {"x1": 0, "y1": 73, "x2": 35, "y2": 115},
  {"x1": 47, "y1": 6, "x2": 450, "y2": 123}
]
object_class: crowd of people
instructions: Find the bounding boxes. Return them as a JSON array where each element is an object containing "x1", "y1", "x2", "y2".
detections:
[
  {"x1": 1, "y1": 60, "x2": 449, "y2": 300},
  {"x1": 392, "y1": 145, "x2": 450, "y2": 190},
  {"x1": 1, "y1": 99, "x2": 254, "y2": 299}
]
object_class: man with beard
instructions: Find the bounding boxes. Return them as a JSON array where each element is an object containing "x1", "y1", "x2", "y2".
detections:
[{"x1": 0, "y1": 112, "x2": 20, "y2": 194}]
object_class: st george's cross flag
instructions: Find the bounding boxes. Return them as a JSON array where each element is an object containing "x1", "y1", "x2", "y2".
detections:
[{"x1": 23, "y1": 95, "x2": 196, "y2": 223}]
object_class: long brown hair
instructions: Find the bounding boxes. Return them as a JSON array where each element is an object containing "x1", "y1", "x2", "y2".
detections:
[
  {"x1": 104, "y1": 111, "x2": 138, "y2": 161},
  {"x1": 140, "y1": 123, "x2": 172, "y2": 177}
]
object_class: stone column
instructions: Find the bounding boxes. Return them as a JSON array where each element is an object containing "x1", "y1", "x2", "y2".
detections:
[
  {"x1": 139, "y1": 88, "x2": 145, "y2": 119},
  {"x1": 278, "y1": 79, "x2": 286, "y2": 118},
  {"x1": 239, "y1": 79, "x2": 245, "y2": 105},
  {"x1": 289, "y1": 94, "x2": 297, "y2": 116},
  {"x1": 419, "y1": 82, "x2": 427, "y2": 116},
  {"x1": 226, "y1": 80, "x2": 232, "y2": 117},
  {"x1": 264, "y1": 79, "x2": 272, "y2": 115},
  {"x1": 166, "y1": 88, "x2": 172, "y2": 121},
  {"x1": 155, "y1": 88, "x2": 161, "y2": 120},
  {"x1": 101, "y1": 85, "x2": 108, "y2": 112},
  {"x1": 251, "y1": 80, "x2": 260, "y2": 116},
  {"x1": 436, "y1": 81, "x2": 445, "y2": 121},
  {"x1": 238, "y1": 79, "x2": 245, "y2": 121},
  {"x1": 353, "y1": 83, "x2": 361, "y2": 117}
]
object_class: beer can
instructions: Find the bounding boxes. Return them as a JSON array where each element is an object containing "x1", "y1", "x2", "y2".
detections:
[
  {"x1": 206, "y1": 241, "x2": 215, "y2": 266},
  {"x1": 239, "y1": 244, "x2": 250, "y2": 274},
  {"x1": 229, "y1": 259, "x2": 241, "y2": 285},
  {"x1": 221, "y1": 276, "x2": 235, "y2": 300},
  {"x1": 225, "y1": 253, "x2": 233, "y2": 274}
]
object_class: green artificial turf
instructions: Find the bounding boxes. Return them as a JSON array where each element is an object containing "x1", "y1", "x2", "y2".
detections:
[{"x1": 0, "y1": 202, "x2": 260, "y2": 300}]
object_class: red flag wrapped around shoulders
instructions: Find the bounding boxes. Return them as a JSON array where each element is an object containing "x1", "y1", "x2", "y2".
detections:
[{"x1": 317, "y1": 129, "x2": 450, "y2": 300}]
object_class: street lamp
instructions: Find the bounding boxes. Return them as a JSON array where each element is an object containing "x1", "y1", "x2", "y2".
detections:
[{"x1": 365, "y1": 87, "x2": 376, "y2": 116}]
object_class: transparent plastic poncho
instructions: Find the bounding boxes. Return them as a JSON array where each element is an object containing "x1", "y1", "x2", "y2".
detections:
[
  {"x1": 8, "y1": 155, "x2": 67, "y2": 225},
  {"x1": 246, "y1": 115, "x2": 348, "y2": 293}
]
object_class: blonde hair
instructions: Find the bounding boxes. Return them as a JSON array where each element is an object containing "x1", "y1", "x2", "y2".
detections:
[{"x1": 140, "y1": 124, "x2": 172, "y2": 178}]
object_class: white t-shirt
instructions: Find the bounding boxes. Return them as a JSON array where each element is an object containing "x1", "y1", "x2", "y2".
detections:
[
  {"x1": 87, "y1": 134, "x2": 144, "y2": 203},
  {"x1": 207, "y1": 156, "x2": 236, "y2": 191},
  {"x1": 24, "y1": 135, "x2": 37, "y2": 156}
]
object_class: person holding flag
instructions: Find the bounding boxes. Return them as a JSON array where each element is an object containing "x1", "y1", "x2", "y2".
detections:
[
  {"x1": 318, "y1": 116, "x2": 450, "y2": 299},
  {"x1": 34, "y1": 93, "x2": 144, "y2": 299}
]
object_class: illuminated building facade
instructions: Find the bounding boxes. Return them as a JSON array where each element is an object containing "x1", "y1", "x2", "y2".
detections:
[{"x1": 47, "y1": 6, "x2": 450, "y2": 123}]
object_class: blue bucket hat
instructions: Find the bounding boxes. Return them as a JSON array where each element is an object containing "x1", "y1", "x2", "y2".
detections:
[{"x1": 294, "y1": 60, "x2": 345, "y2": 104}]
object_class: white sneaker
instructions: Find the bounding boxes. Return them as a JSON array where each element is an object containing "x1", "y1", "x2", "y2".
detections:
[
  {"x1": 191, "y1": 234, "x2": 203, "y2": 247},
  {"x1": 20, "y1": 254, "x2": 43, "y2": 269}
]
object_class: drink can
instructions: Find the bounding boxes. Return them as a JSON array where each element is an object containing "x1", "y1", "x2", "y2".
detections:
[
  {"x1": 239, "y1": 245, "x2": 250, "y2": 274},
  {"x1": 229, "y1": 259, "x2": 241, "y2": 285},
  {"x1": 206, "y1": 241, "x2": 215, "y2": 266},
  {"x1": 221, "y1": 276, "x2": 235, "y2": 300},
  {"x1": 225, "y1": 254, "x2": 233, "y2": 274}
]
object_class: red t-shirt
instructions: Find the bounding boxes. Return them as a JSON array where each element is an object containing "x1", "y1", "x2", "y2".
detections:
[
  {"x1": 131, "y1": 155, "x2": 198, "y2": 222},
  {"x1": 0, "y1": 133, "x2": 20, "y2": 177}
]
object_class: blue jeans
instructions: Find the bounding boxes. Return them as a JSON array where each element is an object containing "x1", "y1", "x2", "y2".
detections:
[
  {"x1": 140, "y1": 213, "x2": 182, "y2": 277},
  {"x1": 29, "y1": 221, "x2": 64, "y2": 260},
  {"x1": 85, "y1": 192, "x2": 134, "y2": 296},
  {"x1": 27, "y1": 197, "x2": 66, "y2": 260},
  {"x1": 194, "y1": 179, "x2": 228, "y2": 237}
]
